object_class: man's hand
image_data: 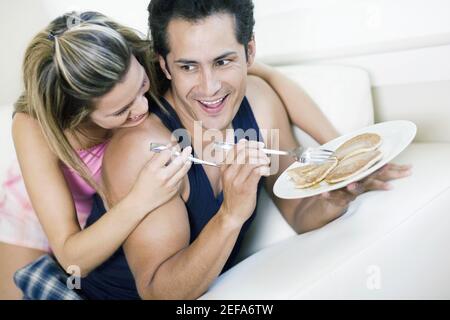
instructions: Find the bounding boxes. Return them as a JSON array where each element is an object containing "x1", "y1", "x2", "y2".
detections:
[
  {"x1": 220, "y1": 139, "x2": 271, "y2": 227},
  {"x1": 320, "y1": 163, "x2": 413, "y2": 219}
]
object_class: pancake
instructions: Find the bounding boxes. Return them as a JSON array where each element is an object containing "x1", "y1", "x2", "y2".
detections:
[
  {"x1": 287, "y1": 158, "x2": 338, "y2": 188},
  {"x1": 325, "y1": 150, "x2": 382, "y2": 184},
  {"x1": 334, "y1": 133, "x2": 382, "y2": 161}
]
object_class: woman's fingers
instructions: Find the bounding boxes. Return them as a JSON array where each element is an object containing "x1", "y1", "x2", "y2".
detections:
[
  {"x1": 164, "y1": 146, "x2": 192, "y2": 176},
  {"x1": 167, "y1": 161, "x2": 191, "y2": 189},
  {"x1": 166, "y1": 147, "x2": 193, "y2": 187},
  {"x1": 150, "y1": 147, "x2": 173, "y2": 168}
]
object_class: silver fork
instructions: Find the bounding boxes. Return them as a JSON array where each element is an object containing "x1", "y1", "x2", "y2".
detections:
[
  {"x1": 150, "y1": 143, "x2": 220, "y2": 167},
  {"x1": 214, "y1": 141, "x2": 336, "y2": 164}
]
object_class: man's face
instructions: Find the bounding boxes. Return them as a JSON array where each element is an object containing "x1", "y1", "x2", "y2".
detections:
[{"x1": 160, "y1": 13, "x2": 255, "y2": 131}]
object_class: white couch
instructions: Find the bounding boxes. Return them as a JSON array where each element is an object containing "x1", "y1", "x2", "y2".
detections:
[
  {"x1": 2, "y1": 64, "x2": 450, "y2": 300},
  {"x1": 197, "y1": 66, "x2": 450, "y2": 299},
  {"x1": 1, "y1": 0, "x2": 450, "y2": 300}
]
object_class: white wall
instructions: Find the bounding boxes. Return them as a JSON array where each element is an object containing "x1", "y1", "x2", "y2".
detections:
[
  {"x1": 1, "y1": 0, "x2": 449, "y2": 141},
  {"x1": 0, "y1": 0, "x2": 150, "y2": 107},
  {"x1": 253, "y1": 0, "x2": 450, "y2": 142},
  {"x1": 0, "y1": 0, "x2": 49, "y2": 107},
  {"x1": 254, "y1": 0, "x2": 450, "y2": 85}
]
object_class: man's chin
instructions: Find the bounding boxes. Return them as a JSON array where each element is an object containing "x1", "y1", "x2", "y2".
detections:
[{"x1": 197, "y1": 117, "x2": 232, "y2": 132}]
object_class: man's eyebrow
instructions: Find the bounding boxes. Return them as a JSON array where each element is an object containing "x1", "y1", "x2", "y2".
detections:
[
  {"x1": 108, "y1": 68, "x2": 145, "y2": 116},
  {"x1": 213, "y1": 51, "x2": 237, "y2": 61},
  {"x1": 174, "y1": 59, "x2": 197, "y2": 64},
  {"x1": 173, "y1": 51, "x2": 238, "y2": 65}
]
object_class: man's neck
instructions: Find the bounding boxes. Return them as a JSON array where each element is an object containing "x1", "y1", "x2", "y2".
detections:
[{"x1": 164, "y1": 89, "x2": 233, "y2": 152}]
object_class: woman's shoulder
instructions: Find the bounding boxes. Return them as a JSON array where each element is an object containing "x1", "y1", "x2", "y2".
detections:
[
  {"x1": 12, "y1": 112, "x2": 49, "y2": 149},
  {"x1": 110, "y1": 114, "x2": 173, "y2": 152},
  {"x1": 12, "y1": 112, "x2": 59, "y2": 164},
  {"x1": 12, "y1": 112, "x2": 39, "y2": 131}
]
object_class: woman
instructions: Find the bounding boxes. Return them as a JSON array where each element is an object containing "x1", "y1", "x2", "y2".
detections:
[
  {"x1": 0, "y1": 11, "x2": 193, "y2": 299},
  {"x1": 0, "y1": 11, "x2": 341, "y2": 299}
]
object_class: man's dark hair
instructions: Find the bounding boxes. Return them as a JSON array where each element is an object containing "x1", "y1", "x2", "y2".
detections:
[{"x1": 148, "y1": 0, "x2": 255, "y2": 58}]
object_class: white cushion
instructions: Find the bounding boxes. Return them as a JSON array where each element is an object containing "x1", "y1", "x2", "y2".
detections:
[
  {"x1": 202, "y1": 142, "x2": 450, "y2": 299},
  {"x1": 276, "y1": 65, "x2": 374, "y2": 145},
  {"x1": 236, "y1": 65, "x2": 375, "y2": 262}
]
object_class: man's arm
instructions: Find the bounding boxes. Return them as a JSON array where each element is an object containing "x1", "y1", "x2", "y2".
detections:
[
  {"x1": 246, "y1": 75, "x2": 349, "y2": 233},
  {"x1": 246, "y1": 76, "x2": 411, "y2": 233},
  {"x1": 103, "y1": 119, "x2": 269, "y2": 299},
  {"x1": 123, "y1": 196, "x2": 242, "y2": 299}
]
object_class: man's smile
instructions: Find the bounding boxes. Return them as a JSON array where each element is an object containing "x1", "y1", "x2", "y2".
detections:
[{"x1": 195, "y1": 94, "x2": 230, "y2": 115}]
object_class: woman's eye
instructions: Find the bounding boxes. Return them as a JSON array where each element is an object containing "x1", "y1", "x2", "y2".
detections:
[{"x1": 114, "y1": 108, "x2": 129, "y2": 117}]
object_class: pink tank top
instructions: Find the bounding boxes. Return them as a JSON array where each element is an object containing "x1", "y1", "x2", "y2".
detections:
[{"x1": 61, "y1": 141, "x2": 108, "y2": 215}]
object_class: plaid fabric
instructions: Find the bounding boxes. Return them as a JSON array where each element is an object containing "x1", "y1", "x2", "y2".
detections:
[{"x1": 14, "y1": 254, "x2": 84, "y2": 300}]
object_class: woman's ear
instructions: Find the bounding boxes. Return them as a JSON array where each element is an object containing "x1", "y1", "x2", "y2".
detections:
[{"x1": 159, "y1": 55, "x2": 172, "y2": 80}]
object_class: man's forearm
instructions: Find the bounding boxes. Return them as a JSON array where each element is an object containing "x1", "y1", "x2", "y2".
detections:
[
  {"x1": 141, "y1": 208, "x2": 243, "y2": 299},
  {"x1": 275, "y1": 195, "x2": 347, "y2": 234}
]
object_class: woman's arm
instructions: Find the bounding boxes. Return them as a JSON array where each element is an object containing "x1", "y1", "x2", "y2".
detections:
[
  {"x1": 12, "y1": 113, "x2": 190, "y2": 277},
  {"x1": 248, "y1": 61, "x2": 340, "y2": 144}
]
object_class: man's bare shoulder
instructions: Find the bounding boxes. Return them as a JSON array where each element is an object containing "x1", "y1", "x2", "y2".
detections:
[
  {"x1": 106, "y1": 115, "x2": 172, "y2": 161},
  {"x1": 246, "y1": 75, "x2": 291, "y2": 136},
  {"x1": 102, "y1": 115, "x2": 174, "y2": 202}
]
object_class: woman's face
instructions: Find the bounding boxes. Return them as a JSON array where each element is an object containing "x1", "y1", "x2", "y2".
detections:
[{"x1": 90, "y1": 55, "x2": 151, "y2": 129}]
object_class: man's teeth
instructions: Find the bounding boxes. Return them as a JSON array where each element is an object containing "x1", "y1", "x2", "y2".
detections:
[{"x1": 200, "y1": 97, "x2": 224, "y2": 106}]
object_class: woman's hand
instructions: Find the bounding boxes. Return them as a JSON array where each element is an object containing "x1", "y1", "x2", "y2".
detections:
[
  {"x1": 247, "y1": 61, "x2": 273, "y2": 81},
  {"x1": 126, "y1": 145, "x2": 193, "y2": 214}
]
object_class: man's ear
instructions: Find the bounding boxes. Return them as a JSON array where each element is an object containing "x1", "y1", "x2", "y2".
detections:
[
  {"x1": 158, "y1": 55, "x2": 172, "y2": 80},
  {"x1": 246, "y1": 36, "x2": 256, "y2": 68}
]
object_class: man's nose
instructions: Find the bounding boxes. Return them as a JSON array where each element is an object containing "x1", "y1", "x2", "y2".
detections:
[{"x1": 198, "y1": 68, "x2": 221, "y2": 97}]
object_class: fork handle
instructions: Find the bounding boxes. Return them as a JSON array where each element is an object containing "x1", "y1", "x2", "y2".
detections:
[
  {"x1": 261, "y1": 148, "x2": 290, "y2": 156},
  {"x1": 171, "y1": 150, "x2": 220, "y2": 167},
  {"x1": 214, "y1": 142, "x2": 291, "y2": 157},
  {"x1": 187, "y1": 156, "x2": 219, "y2": 167}
]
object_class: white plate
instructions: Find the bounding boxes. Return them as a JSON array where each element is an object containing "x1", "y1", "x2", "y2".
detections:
[{"x1": 273, "y1": 120, "x2": 417, "y2": 199}]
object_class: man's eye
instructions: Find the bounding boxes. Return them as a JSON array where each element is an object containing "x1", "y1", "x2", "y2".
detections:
[
  {"x1": 181, "y1": 65, "x2": 195, "y2": 71},
  {"x1": 216, "y1": 59, "x2": 231, "y2": 67}
]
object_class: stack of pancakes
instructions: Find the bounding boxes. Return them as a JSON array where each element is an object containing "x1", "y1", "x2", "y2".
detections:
[{"x1": 287, "y1": 133, "x2": 382, "y2": 188}]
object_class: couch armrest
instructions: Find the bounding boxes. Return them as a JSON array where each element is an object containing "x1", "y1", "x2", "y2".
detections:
[{"x1": 201, "y1": 143, "x2": 450, "y2": 299}]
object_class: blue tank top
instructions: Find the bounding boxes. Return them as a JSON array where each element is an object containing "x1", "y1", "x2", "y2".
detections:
[{"x1": 81, "y1": 96, "x2": 265, "y2": 300}]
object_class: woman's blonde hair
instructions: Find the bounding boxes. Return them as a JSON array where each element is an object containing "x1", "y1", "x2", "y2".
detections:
[{"x1": 15, "y1": 11, "x2": 163, "y2": 200}]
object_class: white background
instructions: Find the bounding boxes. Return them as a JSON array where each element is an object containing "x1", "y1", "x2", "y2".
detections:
[{"x1": 1, "y1": 0, "x2": 449, "y2": 141}]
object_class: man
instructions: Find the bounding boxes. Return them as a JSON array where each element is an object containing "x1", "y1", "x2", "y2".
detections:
[{"x1": 80, "y1": 0, "x2": 410, "y2": 299}]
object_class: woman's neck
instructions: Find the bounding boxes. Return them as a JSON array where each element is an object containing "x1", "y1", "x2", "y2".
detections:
[{"x1": 65, "y1": 122, "x2": 111, "y2": 151}]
